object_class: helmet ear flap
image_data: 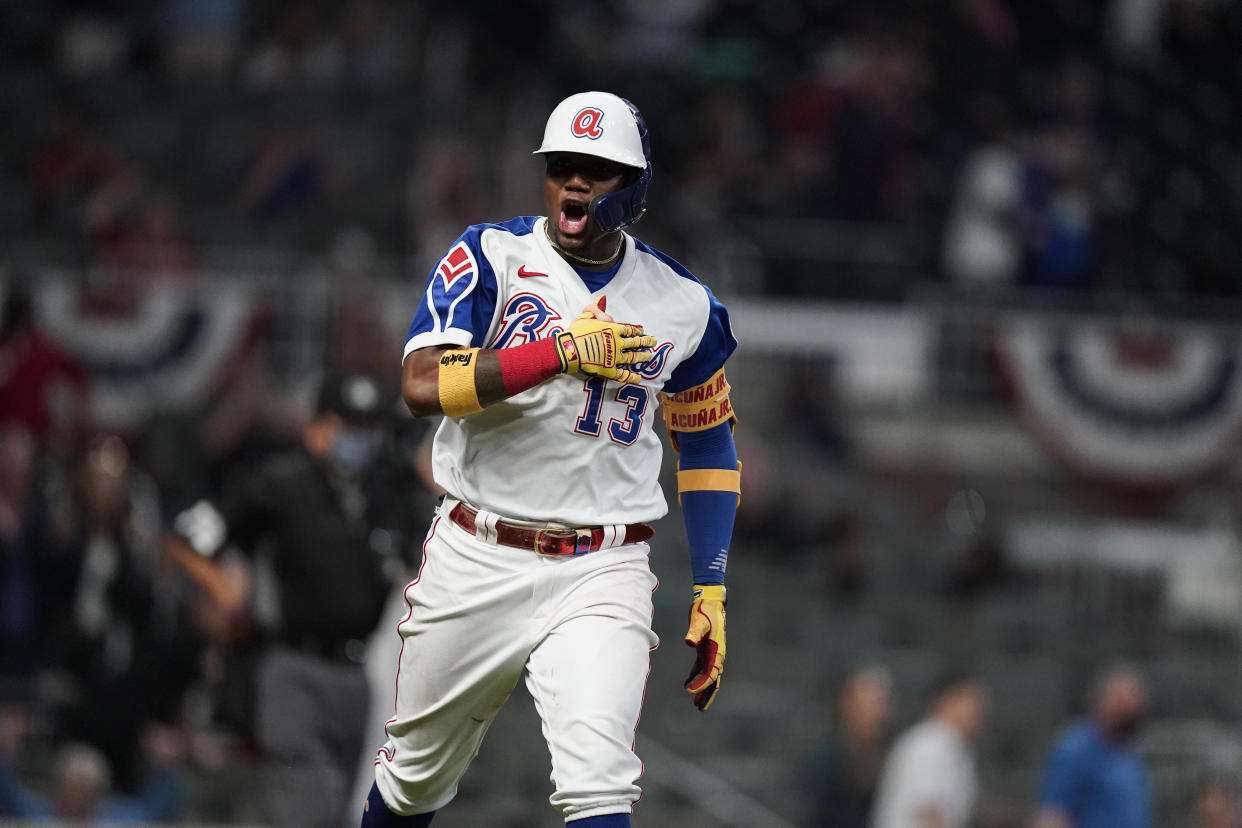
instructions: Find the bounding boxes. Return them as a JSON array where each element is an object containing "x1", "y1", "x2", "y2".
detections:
[
  {"x1": 588, "y1": 98, "x2": 651, "y2": 233},
  {"x1": 589, "y1": 166, "x2": 648, "y2": 233}
]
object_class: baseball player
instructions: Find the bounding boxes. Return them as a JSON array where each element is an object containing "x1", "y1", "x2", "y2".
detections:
[{"x1": 362, "y1": 91, "x2": 740, "y2": 828}]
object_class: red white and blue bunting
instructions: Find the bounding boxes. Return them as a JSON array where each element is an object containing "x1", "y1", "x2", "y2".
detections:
[
  {"x1": 993, "y1": 316, "x2": 1242, "y2": 486},
  {"x1": 34, "y1": 277, "x2": 264, "y2": 432}
]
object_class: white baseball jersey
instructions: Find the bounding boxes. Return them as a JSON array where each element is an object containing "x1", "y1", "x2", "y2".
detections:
[{"x1": 403, "y1": 215, "x2": 736, "y2": 527}]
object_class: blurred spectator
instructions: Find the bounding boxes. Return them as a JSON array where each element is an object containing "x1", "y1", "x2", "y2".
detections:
[
  {"x1": 782, "y1": 354, "x2": 852, "y2": 466},
  {"x1": 1193, "y1": 779, "x2": 1242, "y2": 828},
  {"x1": 1019, "y1": 121, "x2": 1099, "y2": 292},
  {"x1": 337, "y1": 0, "x2": 413, "y2": 90},
  {"x1": 197, "y1": 347, "x2": 306, "y2": 476},
  {"x1": 164, "y1": 373, "x2": 399, "y2": 828},
  {"x1": 944, "y1": 526, "x2": 1016, "y2": 604},
  {"x1": 0, "y1": 424, "x2": 45, "y2": 688},
  {"x1": 241, "y1": 127, "x2": 333, "y2": 221},
  {"x1": 321, "y1": 226, "x2": 403, "y2": 382},
  {"x1": 617, "y1": 0, "x2": 713, "y2": 68},
  {"x1": 54, "y1": 0, "x2": 133, "y2": 79},
  {"x1": 764, "y1": 24, "x2": 926, "y2": 223},
  {"x1": 159, "y1": 0, "x2": 242, "y2": 83},
  {"x1": 1032, "y1": 663, "x2": 1152, "y2": 828},
  {"x1": 941, "y1": 99, "x2": 1023, "y2": 291},
  {"x1": 42, "y1": 433, "x2": 180, "y2": 791},
  {"x1": 672, "y1": 85, "x2": 765, "y2": 227},
  {"x1": 823, "y1": 512, "x2": 868, "y2": 603},
  {"x1": 825, "y1": 27, "x2": 926, "y2": 222},
  {"x1": 805, "y1": 664, "x2": 896, "y2": 828},
  {"x1": 87, "y1": 190, "x2": 200, "y2": 294},
  {"x1": 1019, "y1": 58, "x2": 1109, "y2": 294},
  {"x1": 0, "y1": 283, "x2": 89, "y2": 454},
  {"x1": 28, "y1": 100, "x2": 128, "y2": 233},
  {"x1": 241, "y1": 2, "x2": 343, "y2": 90},
  {"x1": 870, "y1": 672, "x2": 989, "y2": 828},
  {"x1": 0, "y1": 708, "x2": 183, "y2": 822},
  {"x1": 927, "y1": 0, "x2": 1020, "y2": 170},
  {"x1": 407, "y1": 132, "x2": 487, "y2": 265}
]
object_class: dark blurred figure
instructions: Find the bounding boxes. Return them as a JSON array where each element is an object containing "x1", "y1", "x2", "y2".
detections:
[
  {"x1": 406, "y1": 132, "x2": 486, "y2": 267},
  {"x1": 871, "y1": 672, "x2": 989, "y2": 828},
  {"x1": 824, "y1": 512, "x2": 868, "y2": 603},
  {"x1": 241, "y1": 2, "x2": 342, "y2": 90},
  {"x1": 54, "y1": 0, "x2": 134, "y2": 79},
  {"x1": 931, "y1": 0, "x2": 1020, "y2": 158},
  {"x1": 28, "y1": 99, "x2": 123, "y2": 233},
  {"x1": 159, "y1": 0, "x2": 242, "y2": 83},
  {"x1": 1033, "y1": 663, "x2": 1152, "y2": 828},
  {"x1": 0, "y1": 707, "x2": 184, "y2": 822},
  {"x1": 1019, "y1": 58, "x2": 1108, "y2": 294},
  {"x1": 945, "y1": 527, "x2": 1014, "y2": 604},
  {"x1": 0, "y1": 424, "x2": 46, "y2": 691},
  {"x1": 940, "y1": 96, "x2": 1023, "y2": 292},
  {"x1": 42, "y1": 433, "x2": 194, "y2": 793},
  {"x1": 1193, "y1": 779, "x2": 1242, "y2": 828},
  {"x1": 336, "y1": 0, "x2": 412, "y2": 90},
  {"x1": 164, "y1": 374, "x2": 402, "y2": 828},
  {"x1": 826, "y1": 26, "x2": 926, "y2": 223},
  {"x1": 782, "y1": 354, "x2": 852, "y2": 466},
  {"x1": 241, "y1": 127, "x2": 330, "y2": 220},
  {"x1": 87, "y1": 190, "x2": 200, "y2": 288},
  {"x1": 805, "y1": 664, "x2": 895, "y2": 828},
  {"x1": 0, "y1": 283, "x2": 89, "y2": 454}
]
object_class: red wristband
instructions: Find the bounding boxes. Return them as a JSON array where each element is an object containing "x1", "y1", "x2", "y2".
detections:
[{"x1": 496, "y1": 337, "x2": 563, "y2": 397}]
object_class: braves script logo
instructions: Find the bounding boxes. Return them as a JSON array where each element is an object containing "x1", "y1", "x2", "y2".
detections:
[
  {"x1": 631, "y1": 341, "x2": 674, "y2": 380},
  {"x1": 491, "y1": 293, "x2": 564, "y2": 349},
  {"x1": 572, "y1": 107, "x2": 604, "y2": 139}
]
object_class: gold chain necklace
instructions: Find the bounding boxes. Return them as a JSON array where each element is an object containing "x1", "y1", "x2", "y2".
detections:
[{"x1": 545, "y1": 221, "x2": 624, "y2": 267}]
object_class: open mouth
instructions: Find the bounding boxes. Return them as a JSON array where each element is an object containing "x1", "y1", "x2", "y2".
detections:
[{"x1": 559, "y1": 201, "x2": 589, "y2": 236}]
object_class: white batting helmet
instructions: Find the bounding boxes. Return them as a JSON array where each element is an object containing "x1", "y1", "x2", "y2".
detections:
[{"x1": 534, "y1": 91, "x2": 652, "y2": 232}]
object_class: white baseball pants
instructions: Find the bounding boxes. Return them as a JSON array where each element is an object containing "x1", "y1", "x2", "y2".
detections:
[{"x1": 372, "y1": 499, "x2": 659, "y2": 822}]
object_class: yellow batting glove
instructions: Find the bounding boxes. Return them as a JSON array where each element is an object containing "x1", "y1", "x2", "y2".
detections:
[
  {"x1": 684, "y1": 585, "x2": 726, "y2": 711},
  {"x1": 554, "y1": 297, "x2": 656, "y2": 385}
]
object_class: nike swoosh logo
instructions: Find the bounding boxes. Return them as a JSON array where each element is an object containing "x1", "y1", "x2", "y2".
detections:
[{"x1": 517, "y1": 265, "x2": 548, "y2": 278}]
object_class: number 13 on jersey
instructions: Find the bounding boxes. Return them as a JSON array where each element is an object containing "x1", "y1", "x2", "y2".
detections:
[{"x1": 574, "y1": 377, "x2": 650, "y2": 445}]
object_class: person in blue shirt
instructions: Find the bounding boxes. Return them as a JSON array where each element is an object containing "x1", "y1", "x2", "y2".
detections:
[
  {"x1": 1033, "y1": 664, "x2": 1152, "y2": 828},
  {"x1": 0, "y1": 710, "x2": 182, "y2": 823}
]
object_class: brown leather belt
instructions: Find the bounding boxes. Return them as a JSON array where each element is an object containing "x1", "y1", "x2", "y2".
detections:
[{"x1": 448, "y1": 502, "x2": 654, "y2": 556}]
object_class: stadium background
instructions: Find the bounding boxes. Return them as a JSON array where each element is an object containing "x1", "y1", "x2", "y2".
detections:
[{"x1": 2, "y1": 1, "x2": 1241, "y2": 826}]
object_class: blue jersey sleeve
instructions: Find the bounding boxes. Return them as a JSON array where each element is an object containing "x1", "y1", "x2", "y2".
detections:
[
  {"x1": 403, "y1": 224, "x2": 500, "y2": 359},
  {"x1": 677, "y1": 422, "x2": 738, "y2": 585},
  {"x1": 664, "y1": 287, "x2": 738, "y2": 393}
]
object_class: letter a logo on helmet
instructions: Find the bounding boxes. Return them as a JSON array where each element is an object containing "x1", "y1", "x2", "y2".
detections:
[
  {"x1": 572, "y1": 107, "x2": 604, "y2": 139},
  {"x1": 535, "y1": 92, "x2": 653, "y2": 232}
]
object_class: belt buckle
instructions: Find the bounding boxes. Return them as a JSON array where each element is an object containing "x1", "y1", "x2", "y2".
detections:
[
  {"x1": 533, "y1": 527, "x2": 575, "y2": 556},
  {"x1": 532, "y1": 527, "x2": 594, "y2": 556}
]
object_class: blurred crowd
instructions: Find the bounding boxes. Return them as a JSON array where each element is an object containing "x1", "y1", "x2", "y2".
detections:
[
  {"x1": 0, "y1": 278, "x2": 434, "y2": 823},
  {"x1": 0, "y1": 0, "x2": 1238, "y2": 301},
  {"x1": 2, "y1": 1, "x2": 1242, "y2": 825},
  {"x1": 802, "y1": 661, "x2": 1242, "y2": 828}
]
